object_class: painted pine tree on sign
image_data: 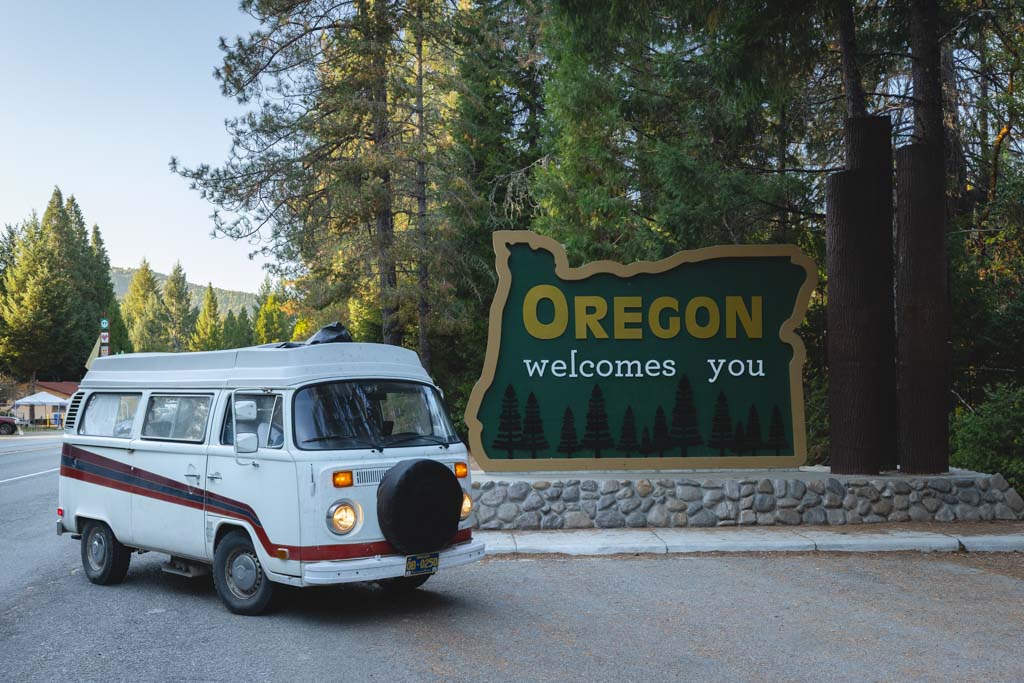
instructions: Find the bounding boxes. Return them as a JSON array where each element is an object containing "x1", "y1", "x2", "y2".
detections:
[
  {"x1": 652, "y1": 406, "x2": 672, "y2": 457},
  {"x1": 581, "y1": 385, "x2": 614, "y2": 458},
  {"x1": 670, "y1": 375, "x2": 702, "y2": 456},
  {"x1": 492, "y1": 384, "x2": 523, "y2": 457},
  {"x1": 557, "y1": 407, "x2": 580, "y2": 457},
  {"x1": 708, "y1": 392, "x2": 733, "y2": 456},
  {"x1": 521, "y1": 392, "x2": 548, "y2": 458},
  {"x1": 746, "y1": 405, "x2": 763, "y2": 456},
  {"x1": 617, "y1": 406, "x2": 639, "y2": 457},
  {"x1": 767, "y1": 405, "x2": 787, "y2": 456}
]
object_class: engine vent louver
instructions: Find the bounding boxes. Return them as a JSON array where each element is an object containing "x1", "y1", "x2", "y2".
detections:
[
  {"x1": 355, "y1": 467, "x2": 390, "y2": 486},
  {"x1": 64, "y1": 392, "x2": 85, "y2": 432}
]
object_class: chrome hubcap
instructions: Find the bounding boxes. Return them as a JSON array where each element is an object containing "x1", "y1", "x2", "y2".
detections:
[
  {"x1": 89, "y1": 533, "x2": 106, "y2": 568},
  {"x1": 227, "y1": 551, "x2": 261, "y2": 598}
]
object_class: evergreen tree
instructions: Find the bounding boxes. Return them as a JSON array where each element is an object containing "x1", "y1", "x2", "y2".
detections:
[
  {"x1": 746, "y1": 405, "x2": 763, "y2": 456},
  {"x1": 163, "y1": 262, "x2": 194, "y2": 351},
  {"x1": 189, "y1": 284, "x2": 223, "y2": 351},
  {"x1": 254, "y1": 293, "x2": 292, "y2": 344},
  {"x1": 234, "y1": 307, "x2": 254, "y2": 347},
  {"x1": 652, "y1": 406, "x2": 672, "y2": 457},
  {"x1": 617, "y1": 406, "x2": 640, "y2": 457},
  {"x1": 492, "y1": 384, "x2": 522, "y2": 457},
  {"x1": 0, "y1": 189, "x2": 93, "y2": 380},
  {"x1": 708, "y1": 392, "x2": 733, "y2": 456},
  {"x1": 222, "y1": 309, "x2": 239, "y2": 348},
  {"x1": 670, "y1": 375, "x2": 702, "y2": 456},
  {"x1": 122, "y1": 259, "x2": 160, "y2": 343},
  {"x1": 556, "y1": 406, "x2": 579, "y2": 457},
  {"x1": 131, "y1": 293, "x2": 171, "y2": 352},
  {"x1": 732, "y1": 420, "x2": 747, "y2": 456},
  {"x1": 767, "y1": 405, "x2": 787, "y2": 456},
  {"x1": 581, "y1": 384, "x2": 614, "y2": 457},
  {"x1": 520, "y1": 392, "x2": 548, "y2": 458},
  {"x1": 89, "y1": 226, "x2": 132, "y2": 354}
]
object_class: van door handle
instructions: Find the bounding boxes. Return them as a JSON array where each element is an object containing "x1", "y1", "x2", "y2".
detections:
[
  {"x1": 184, "y1": 472, "x2": 200, "y2": 481},
  {"x1": 207, "y1": 473, "x2": 222, "y2": 482}
]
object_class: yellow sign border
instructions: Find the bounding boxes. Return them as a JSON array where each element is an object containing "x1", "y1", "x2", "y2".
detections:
[{"x1": 464, "y1": 231, "x2": 819, "y2": 472}]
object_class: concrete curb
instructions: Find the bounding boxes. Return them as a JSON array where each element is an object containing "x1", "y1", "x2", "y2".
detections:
[{"x1": 478, "y1": 529, "x2": 1024, "y2": 556}]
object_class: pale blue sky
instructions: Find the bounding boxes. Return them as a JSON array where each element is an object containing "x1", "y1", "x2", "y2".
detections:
[{"x1": 0, "y1": 1, "x2": 270, "y2": 292}]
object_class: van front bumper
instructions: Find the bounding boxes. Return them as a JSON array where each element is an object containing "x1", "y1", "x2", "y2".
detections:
[{"x1": 301, "y1": 539, "x2": 486, "y2": 586}]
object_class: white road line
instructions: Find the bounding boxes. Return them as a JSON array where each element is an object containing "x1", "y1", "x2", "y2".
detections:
[
  {"x1": 0, "y1": 444, "x2": 62, "y2": 456},
  {"x1": 0, "y1": 467, "x2": 60, "y2": 484}
]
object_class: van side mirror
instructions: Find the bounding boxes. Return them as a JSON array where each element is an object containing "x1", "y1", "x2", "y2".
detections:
[
  {"x1": 236, "y1": 432, "x2": 259, "y2": 454},
  {"x1": 235, "y1": 400, "x2": 258, "y2": 421}
]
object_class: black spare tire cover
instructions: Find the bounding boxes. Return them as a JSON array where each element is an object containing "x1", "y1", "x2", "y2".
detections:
[{"x1": 377, "y1": 459, "x2": 463, "y2": 555}]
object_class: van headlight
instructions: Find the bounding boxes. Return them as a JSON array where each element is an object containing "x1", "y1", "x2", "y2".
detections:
[
  {"x1": 327, "y1": 502, "x2": 358, "y2": 534},
  {"x1": 460, "y1": 491, "x2": 473, "y2": 520}
]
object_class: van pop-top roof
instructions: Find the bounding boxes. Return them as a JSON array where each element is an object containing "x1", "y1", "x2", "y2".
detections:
[{"x1": 81, "y1": 334, "x2": 432, "y2": 391}]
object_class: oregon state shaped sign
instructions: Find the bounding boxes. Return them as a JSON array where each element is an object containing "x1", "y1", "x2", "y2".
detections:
[{"x1": 465, "y1": 231, "x2": 818, "y2": 472}]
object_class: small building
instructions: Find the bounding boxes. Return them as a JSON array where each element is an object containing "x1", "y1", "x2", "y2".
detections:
[{"x1": 8, "y1": 382, "x2": 78, "y2": 425}]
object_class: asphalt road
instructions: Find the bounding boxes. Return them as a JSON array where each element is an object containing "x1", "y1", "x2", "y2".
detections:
[{"x1": 2, "y1": 435, "x2": 1023, "y2": 682}]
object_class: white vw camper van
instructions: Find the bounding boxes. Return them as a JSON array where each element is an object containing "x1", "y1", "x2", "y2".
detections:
[{"x1": 57, "y1": 325, "x2": 484, "y2": 614}]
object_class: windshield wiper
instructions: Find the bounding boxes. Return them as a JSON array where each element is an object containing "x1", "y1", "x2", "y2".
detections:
[
  {"x1": 302, "y1": 434, "x2": 383, "y2": 452},
  {"x1": 386, "y1": 433, "x2": 451, "y2": 449}
]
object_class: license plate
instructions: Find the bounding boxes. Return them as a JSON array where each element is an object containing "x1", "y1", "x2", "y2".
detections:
[{"x1": 404, "y1": 552, "x2": 440, "y2": 577}]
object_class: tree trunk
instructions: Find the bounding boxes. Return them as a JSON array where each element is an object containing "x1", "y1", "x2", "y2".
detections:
[
  {"x1": 827, "y1": 166, "x2": 895, "y2": 475},
  {"x1": 369, "y1": 0, "x2": 400, "y2": 346},
  {"x1": 895, "y1": 144, "x2": 950, "y2": 473},
  {"x1": 909, "y1": 0, "x2": 944, "y2": 148},
  {"x1": 845, "y1": 115, "x2": 898, "y2": 471},
  {"x1": 941, "y1": 45, "x2": 966, "y2": 218},
  {"x1": 414, "y1": 4, "x2": 431, "y2": 372},
  {"x1": 836, "y1": 0, "x2": 868, "y2": 120}
]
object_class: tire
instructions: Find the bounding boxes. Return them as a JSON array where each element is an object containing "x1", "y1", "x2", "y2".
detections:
[
  {"x1": 213, "y1": 530, "x2": 275, "y2": 615},
  {"x1": 377, "y1": 574, "x2": 430, "y2": 593},
  {"x1": 376, "y1": 459, "x2": 463, "y2": 556},
  {"x1": 0, "y1": 423, "x2": 13, "y2": 435},
  {"x1": 80, "y1": 521, "x2": 131, "y2": 585}
]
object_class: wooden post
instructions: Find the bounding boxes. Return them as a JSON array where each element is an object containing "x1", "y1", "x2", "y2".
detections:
[
  {"x1": 827, "y1": 170, "x2": 882, "y2": 475},
  {"x1": 895, "y1": 144, "x2": 950, "y2": 473},
  {"x1": 845, "y1": 116, "x2": 897, "y2": 470}
]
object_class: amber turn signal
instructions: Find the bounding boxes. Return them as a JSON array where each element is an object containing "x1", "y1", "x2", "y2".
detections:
[
  {"x1": 454, "y1": 462, "x2": 468, "y2": 478},
  {"x1": 332, "y1": 470, "x2": 353, "y2": 487}
]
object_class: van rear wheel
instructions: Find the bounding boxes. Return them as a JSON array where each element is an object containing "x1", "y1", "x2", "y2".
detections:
[
  {"x1": 80, "y1": 521, "x2": 131, "y2": 585},
  {"x1": 213, "y1": 530, "x2": 275, "y2": 615}
]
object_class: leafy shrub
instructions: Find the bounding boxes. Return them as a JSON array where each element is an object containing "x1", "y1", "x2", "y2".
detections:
[{"x1": 950, "y1": 384, "x2": 1024, "y2": 489}]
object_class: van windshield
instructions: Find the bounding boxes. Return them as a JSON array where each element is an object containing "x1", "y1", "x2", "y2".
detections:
[{"x1": 293, "y1": 380, "x2": 460, "y2": 451}]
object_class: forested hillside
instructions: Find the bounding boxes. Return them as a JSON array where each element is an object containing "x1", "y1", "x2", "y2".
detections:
[{"x1": 110, "y1": 266, "x2": 255, "y2": 314}]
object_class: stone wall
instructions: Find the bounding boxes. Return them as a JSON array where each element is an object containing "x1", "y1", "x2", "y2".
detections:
[{"x1": 467, "y1": 474, "x2": 1024, "y2": 530}]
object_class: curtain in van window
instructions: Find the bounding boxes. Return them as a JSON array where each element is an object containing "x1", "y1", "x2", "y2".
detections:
[{"x1": 79, "y1": 394, "x2": 140, "y2": 438}]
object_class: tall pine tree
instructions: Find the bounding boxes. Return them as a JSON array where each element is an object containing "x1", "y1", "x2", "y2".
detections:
[
  {"x1": 254, "y1": 292, "x2": 292, "y2": 344},
  {"x1": 189, "y1": 284, "x2": 223, "y2": 351},
  {"x1": 89, "y1": 226, "x2": 131, "y2": 354},
  {"x1": 131, "y1": 293, "x2": 171, "y2": 352},
  {"x1": 163, "y1": 262, "x2": 194, "y2": 352},
  {"x1": 122, "y1": 259, "x2": 161, "y2": 348}
]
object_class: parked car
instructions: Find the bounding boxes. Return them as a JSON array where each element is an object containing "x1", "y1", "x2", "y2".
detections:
[
  {"x1": 0, "y1": 415, "x2": 22, "y2": 435},
  {"x1": 57, "y1": 323, "x2": 484, "y2": 615}
]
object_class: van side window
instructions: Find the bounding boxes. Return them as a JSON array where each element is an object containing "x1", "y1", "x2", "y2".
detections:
[
  {"x1": 78, "y1": 393, "x2": 140, "y2": 438},
  {"x1": 142, "y1": 395, "x2": 212, "y2": 443},
  {"x1": 222, "y1": 394, "x2": 283, "y2": 449}
]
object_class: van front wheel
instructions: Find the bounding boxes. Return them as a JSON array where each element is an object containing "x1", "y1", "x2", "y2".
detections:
[
  {"x1": 213, "y1": 530, "x2": 274, "y2": 615},
  {"x1": 80, "y1": 521, "x2": 131, "y2": 585}
]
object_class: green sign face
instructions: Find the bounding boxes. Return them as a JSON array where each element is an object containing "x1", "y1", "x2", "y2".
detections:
[{"x1": 465, "y1": 231, "x2": 818, "y2": 472}]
